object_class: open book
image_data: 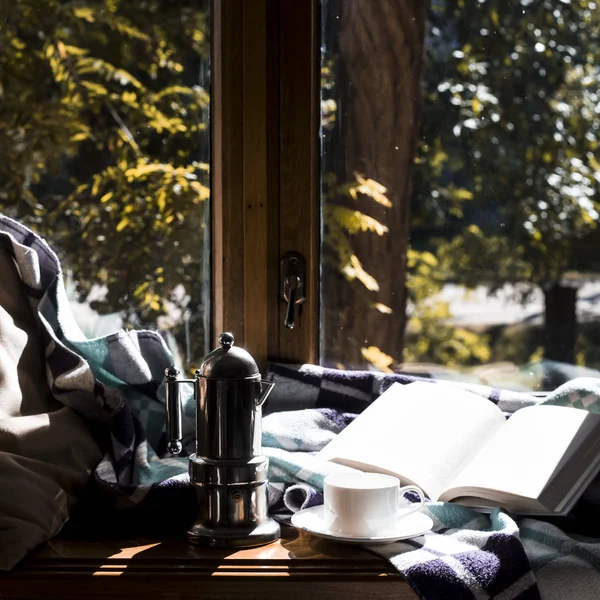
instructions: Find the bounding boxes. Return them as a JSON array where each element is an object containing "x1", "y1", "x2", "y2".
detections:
[{"x1": 317, "y1": 382, "x2": 600, "y2": 515}]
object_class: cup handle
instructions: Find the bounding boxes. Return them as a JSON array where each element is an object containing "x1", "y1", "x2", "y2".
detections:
[{"x1": 396, "y1": 485, "x2": 425, "y2": 517}]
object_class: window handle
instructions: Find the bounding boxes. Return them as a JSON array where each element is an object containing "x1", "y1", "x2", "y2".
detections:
[
  {"x1": 284, "y1": 275, "x2": 300, "y2": 329},
  {"x1": 281, "y1": 252, "x2": 306, "y2": 330}
]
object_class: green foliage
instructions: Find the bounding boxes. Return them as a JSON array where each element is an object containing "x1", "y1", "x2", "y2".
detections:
[
  {"x1": 0, "y1": 0, "x2": 210, "y2": 363},
  {"x1": 404, "y1": 249, "x2": 492, "y2": 366},
  {"x1": 412, "y1": 0, "x2": 600, "y2": 363},
  {"x1": 485, "y1": 323, "x2": 545, "y2": 367},
  {"x1": 323, "y1": 170, "x2": 493, "y2": 368},
  {"x1": 415, "y1": 0, "x2": 600, "y2": 273},
  {"x1": 322, "y1": 172, "x2": 390, "y2": 294}
]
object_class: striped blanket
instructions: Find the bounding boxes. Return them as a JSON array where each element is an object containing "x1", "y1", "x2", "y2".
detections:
[{"x1": 2, "y1": 214, "x2": 600, "y2": 599}]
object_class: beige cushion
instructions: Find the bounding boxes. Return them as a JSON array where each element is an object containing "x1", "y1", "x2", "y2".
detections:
[{"x1": 0, "y1": 245, "x2": 102, "y2": 570}]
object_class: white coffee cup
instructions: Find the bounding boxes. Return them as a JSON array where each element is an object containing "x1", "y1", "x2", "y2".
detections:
[{"x1": 323, "y1": 472, "x2": 425, "y2": 537}]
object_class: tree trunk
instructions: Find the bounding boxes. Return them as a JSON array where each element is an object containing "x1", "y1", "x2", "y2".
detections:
[
  {"x1": 544, "y1": 283, "x2": 577, "y2": 365},
  {"x1": 321, "y1": 0, "x2": 428, "y2": 368}
]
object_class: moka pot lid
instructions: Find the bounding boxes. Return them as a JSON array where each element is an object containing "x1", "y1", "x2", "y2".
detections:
[{"x1": 196, "y1": 332, "x2": 260, "y2": 380}]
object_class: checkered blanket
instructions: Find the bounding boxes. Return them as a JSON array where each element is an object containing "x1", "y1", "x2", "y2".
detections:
[
  {"x1": 264, "y1": 366, "x2": 600, "y2": 600},
  {"x1": 3, "y1": 214, "x2": 600, "y2": 599}
]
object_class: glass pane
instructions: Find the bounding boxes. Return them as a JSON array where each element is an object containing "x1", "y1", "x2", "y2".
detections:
[
  {"x1": 0, "y1": 0, "x2": 211, "y2": 370},
  {"x1": 320, "y1": 0, "x2": 600, "y2": 391}
]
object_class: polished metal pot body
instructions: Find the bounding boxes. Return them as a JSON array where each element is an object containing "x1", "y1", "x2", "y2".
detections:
[
  {"x1": 164, "y1": 334, "x2": 279, "y2": 548},
  {"x1": 186, "y1": 374, "x2": 279, "y2": 547}
]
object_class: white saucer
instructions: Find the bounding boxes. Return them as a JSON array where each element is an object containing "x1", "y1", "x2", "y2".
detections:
[{"x1": 291, "y1": 505, "x2": 433, "y2": 545}]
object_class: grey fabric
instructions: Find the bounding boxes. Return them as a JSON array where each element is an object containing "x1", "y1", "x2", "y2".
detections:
[{"x1": 0, "y1": 245, "x2": 102, "y2": 570}]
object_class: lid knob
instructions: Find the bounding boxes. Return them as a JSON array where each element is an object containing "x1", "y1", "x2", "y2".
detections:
[{"x1": 219, "y1": 332, "x2": 235, "y2": 349}]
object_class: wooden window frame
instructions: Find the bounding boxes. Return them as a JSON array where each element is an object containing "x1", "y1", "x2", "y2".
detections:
[{"x1": 211, "y1": 0, "x2": 320, "y2": 371}]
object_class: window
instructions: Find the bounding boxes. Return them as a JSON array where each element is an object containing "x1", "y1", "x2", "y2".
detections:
[
  {"x1": 317, "y1": 0, "x2": 600, "y2": 391},
  {"x1": 4, "y1": 0, "x2": 599, "y2": 391},
  {"x1": 1, "y1": 0, "x2": 211, "y2": 369}
]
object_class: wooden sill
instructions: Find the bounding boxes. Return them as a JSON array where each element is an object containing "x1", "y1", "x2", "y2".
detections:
[{"x1": 0, "y1": 526, "x2": 417, "y2": 600}]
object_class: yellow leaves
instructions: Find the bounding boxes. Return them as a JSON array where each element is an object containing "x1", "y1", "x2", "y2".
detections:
[
  {"x1": 361, "y1": 346, "x2": 394, "y2": 373},
  {"x1": 430, "y1": 149, "x2": 449, "y2": 169},
  {"x1": 80, "y1": 81, "x2": 109, "y2": 96},
  {"x1": 154, "y1": 85, "x2": 199, "y2": 101},
  {"x1": 157, "y1": 190, "x2": 167, "y2": 213},
  {"x1": 342, "y1": 254, "x2": 380, "y2": 291},
  {"x1": 116, "y1": 217, "x2": 130, "y2": 232},
  {"x1": 108, "y1": 16, "x2": 151, "y2": 42},
  {"x1": 373, "y1": 303, "x2": 393, "y2": 314},
  {"x1": 11, "y1": 37, "x2": 26, "y2": 51},
  {"x1": 357, "y1": 213, "x2": 387, "y2": 235},
  {"x1": 404, "y1": 300, "x2": 492, "y2": 367},
  {"x1": 113, "y1": 68, "x2": 143, "y2": 89},
  {"x1": 73, "y1": 7, "x2": 95, "y2": 22},
  {"x1": 142, "y1": 103, "x2": 187, "y2": 134},
  {"x1": 416, "y1": 250, "x2": 438, "y2": 268},
  {"x1": 91, "y1": 176, "x2": 101, "y2": 197},
  {"x1": 133, "y1": 281, "x2": 150, "y2": 298},
  {"x1": 350, "y1": 174, "x2": 392, "y2": 207},
  {"x1": 328, "y1": 205, "x2": 388, "y2": 236},
  {"x1": 490, "y1": 9, "x2": 500, "y2": 28},
  {"x1": 44, "y1": 43, "x2": 56, "y2": 60},
  {"x1": 122, "y1": 91, "x2": 138, "y2": 105},
  {"x1": 192, "y1": 29, "x2": 205, "y2": 45},
  {"x1": 125, "y1": 163, "x2": 168, "y2": 180},
  {"x1": 588, "y1": 153, "x2": 600, "y2": 172},
  {"x1": 323, "y1": 172, "x2": 392, "y2": 296},
  {"x1": 100, "y1": 192, "x2": 114, "y2": 204},
  {"x1": 406, "y1": 249, "x2": 443, "y2": 305},
  {"x1": 60, "y1": 45, "x2": 89, "y2": 57},
  {"x1": 74, "y1": 57, "x2": 144, "y2": 90},
  {"x1": 56, "y1": 41, "x2": 68, "y2": 59},
  {"x1": 148, "y1": 297, "x2": 162, "y2": 312},
  {"x1": 451, "y1": 188, "x2": 474, "y2": 201},
  {"x1": 529, "y1": 347, "x2": 544, "y2": 363},
  {"x1": 134, "y1": 282, "x2": 164, "y2": 313},
  {"x1": 190, "y1": 181, "x2": 210, "y2": 202},
  {"x1": 70, "y1": 132, "x2": 89, "y2": 142}
]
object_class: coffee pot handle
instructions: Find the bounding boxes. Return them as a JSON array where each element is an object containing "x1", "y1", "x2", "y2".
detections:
[
  {"x1": 256, "y1": 380, "x2": 275, "y2": 407},
  {"x1": 164, "y1": 367, "x2": 194, "y2": 455}
]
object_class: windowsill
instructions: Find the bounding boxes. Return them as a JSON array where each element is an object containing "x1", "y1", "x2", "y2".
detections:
[{"x1": 1, "y1": 526, "x2": 416, "y2": 600}]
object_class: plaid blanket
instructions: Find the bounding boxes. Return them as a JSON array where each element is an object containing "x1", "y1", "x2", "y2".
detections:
[
  {"x1": 2, "y1": 214, "x2": 600, "y2": 599},
  {"x1": 264, "y1": 368, "x2": 600, "y2": 600}
]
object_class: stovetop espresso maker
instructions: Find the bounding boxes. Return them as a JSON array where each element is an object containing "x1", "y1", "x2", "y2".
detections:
[{"x1": 164, "y1": 332, "x2": 280, "y2": 548}]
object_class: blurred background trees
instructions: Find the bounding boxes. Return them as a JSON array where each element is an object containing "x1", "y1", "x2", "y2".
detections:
[
  {"x1": 321, "y1": 0, "x2": 600, "y2": 371},
  {"x1": 412, "y1": 0, "x2": 600, "y2": 366},
  {"x1": 0, "y1": 0, "x2": 211, "y2": 364}
]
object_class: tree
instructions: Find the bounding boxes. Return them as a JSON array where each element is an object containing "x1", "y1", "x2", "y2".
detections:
[
  {"x1": 321, "y1": 0, "x2": 429, "y2": 368},
  {"x1": 0, "y1": 0, "x2": 211, "y2": 365},
  {"x1": 413, "y1": 0, "x2": 600, "y2": 364}
]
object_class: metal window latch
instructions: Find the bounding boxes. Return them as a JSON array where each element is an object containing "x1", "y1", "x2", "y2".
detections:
[{"x1": 280, "y1": 251, "x2": 306, "y2": 329}]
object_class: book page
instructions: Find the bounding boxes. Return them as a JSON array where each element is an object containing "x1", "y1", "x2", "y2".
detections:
[
  {"x1": 441, "y1": 405, "x2": 596, "y2": 507},
  {"x1": 317, "y1": 382, "x2": 506, "y2": 501}
]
